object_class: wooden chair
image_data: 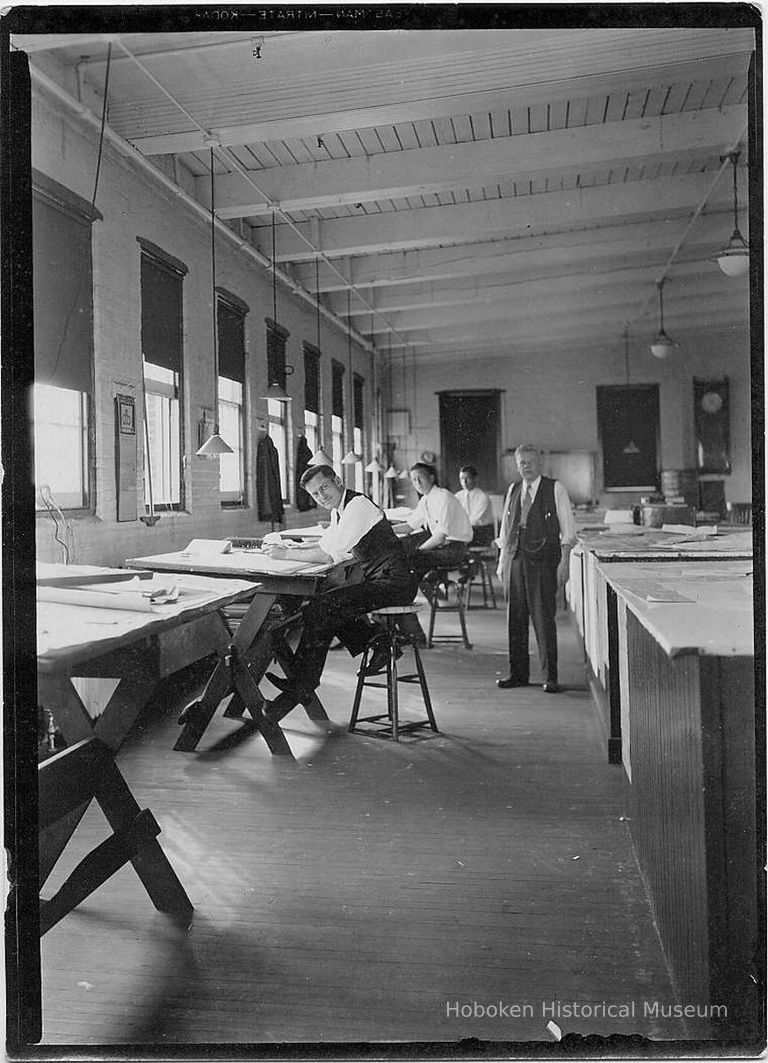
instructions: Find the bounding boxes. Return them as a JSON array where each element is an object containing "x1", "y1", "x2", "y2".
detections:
[
  {"x1": 349, "y1": 605, "x2": 438, "y2": 741},
  {"x1": 38, "y1": 737, "x2": 193, "y2": 936}
]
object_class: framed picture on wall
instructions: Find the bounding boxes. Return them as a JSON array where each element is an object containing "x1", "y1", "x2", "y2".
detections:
[
  {"x1": 694, "y1": 377, "x2": 731, "y2": 474},
  {"x1": 116, "y1": 394, "x2": 135, "y2": 434}
]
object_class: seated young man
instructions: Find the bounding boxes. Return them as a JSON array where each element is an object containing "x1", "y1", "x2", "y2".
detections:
[
  {"x1": 455, "y1": 465, "x2": 496, "y2": 547},
  {"x1": 261, "y1": 464, "x2": 419, "y2": 716}
]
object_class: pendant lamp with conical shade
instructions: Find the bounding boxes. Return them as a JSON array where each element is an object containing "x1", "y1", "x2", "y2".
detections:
[
  {"x1": 197, "y1": 146, "x2": 233, "y2": 456},
  {"x1": 309, "y1": 447, "x2": 335, "y2": 467}
]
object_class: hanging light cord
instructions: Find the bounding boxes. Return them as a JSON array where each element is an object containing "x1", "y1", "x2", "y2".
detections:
[
  {"x1": 209, "y1": 145, "x2": 221, "y2": 431},
  {"x1": 623, "y1": 328, "x2": 630, "y2": 385},
  {"x1": 39, "y1": 485, "x2": 73, "y2": 564},
  {"x1": 622, "y1": 122, "x2": 748, "y2": 333},
  {"x1": 272, "y1": 211, "x2": 277, "y2": 323},
  {"x1": 730, "y1": 151, "x2": 742, "y2": 232},
  {"x1": 47, "y1": 42, "x2": 112, "y2": 383},
  {"x1": 657, "y1": 281, "x2": 666, "y2": 334}
]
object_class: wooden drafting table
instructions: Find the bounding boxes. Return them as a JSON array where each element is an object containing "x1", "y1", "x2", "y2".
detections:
[
  {"x1": 36, "y1": 570, "x2": 256, "y2": 933},
  {"x1": 569, "y1": 527, "x2": 752, "y2": 762},
  {"x1": 600, "y1": 560, "x2": 755, "y2": 1032},
  {"x1": 124, "y1": 548, "x2": 347, "y2": 754}
]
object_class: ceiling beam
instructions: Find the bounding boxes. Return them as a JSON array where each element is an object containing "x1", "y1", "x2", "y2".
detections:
[
  {"x1": 382, "y1": 295, "x2": 748, "y2": 351},
  {"x1": 208, "y1": 105, "x2": 745, "y2": 217},
  {"x1": 270, "y1": 170, "x2": 741, "y2": 262},
  {"x1": 396, "y1": 317, "x2": 749, "y2": 366},
  {"x1": 356, "y1": 271, "x2": 745, "y2": 335},
  {"x1": 294, "y1": 212, "x2": 742, "y2": 294},
  {"x1": 327, "y1": 231, "x2": 735, "y2": 318},
  {"x1": 97, "y1": 29, "x2": 753, "y2": 155}
]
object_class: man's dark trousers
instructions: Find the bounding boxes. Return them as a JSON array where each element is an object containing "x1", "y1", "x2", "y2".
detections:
[{"x1": 506, "y1": 554, "x2": 558, "y2": 685}]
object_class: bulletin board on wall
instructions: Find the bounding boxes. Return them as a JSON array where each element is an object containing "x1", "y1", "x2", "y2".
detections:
[
  {"x1": 545, "y1": 451, "x2": 597, "y2": 505},
  {"x1": 115, "y1": 392, "x2": 137, "y2": 521}
]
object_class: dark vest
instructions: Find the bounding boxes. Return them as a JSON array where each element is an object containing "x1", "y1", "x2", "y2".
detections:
[
  {"x1": 506, "y1": 477, "x2": 561, "y2": 565},
  {"x1": 340, "y1": 490, "x2": 414, "y2": 583}
]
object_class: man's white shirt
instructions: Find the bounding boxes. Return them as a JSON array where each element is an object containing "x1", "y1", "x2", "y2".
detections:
[
  {"x1": 318, "y1": 491, "x2": 384, "y2": 562},
  {"x1": 406, "y1": 485, "x2": 473, "y2": 543},
  {"x1": 455, "y1": 486, "x2": 494, "y2": 528}
]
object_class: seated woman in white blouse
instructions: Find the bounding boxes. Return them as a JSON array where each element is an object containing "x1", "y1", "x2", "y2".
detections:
[{"x1": 396, "y1": 462, "x2": 473, "y2": 577}]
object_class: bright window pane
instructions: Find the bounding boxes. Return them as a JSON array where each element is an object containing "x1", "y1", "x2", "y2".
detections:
[
  {"x1": 353, "y1": 426, "x2": 364, "y2": 491},
  {"x1": 331, "y1": 414, "x2": 343, "y2": 472},
  {"x1": 34, "y1": 383, "x2": 88, "y2": 509},
  {"x1": 219, "y1": 377, "x2": 244, "y2": 501},
  {"x1": 268, "y1": 398, "x2": 289, "y2": 499},
  {"x1": 304, "y1": 410, "x2": 319, "y2": 455},
  {"x1": 144, "y1": 361, "x2": 181, "y2": 508}
]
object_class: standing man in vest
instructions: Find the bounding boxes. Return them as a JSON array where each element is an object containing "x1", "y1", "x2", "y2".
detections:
[
  {"x1": 262, "y1": 464, "x2": 419, "y2": 716},
  {"x1": 496, "y1": 444, "x2": 577, "y2": 693}
]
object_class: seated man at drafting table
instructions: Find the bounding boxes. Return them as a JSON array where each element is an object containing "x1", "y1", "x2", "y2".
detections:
[{"x1": 261, "y1": 464, "x2": 419, "y2": 716}]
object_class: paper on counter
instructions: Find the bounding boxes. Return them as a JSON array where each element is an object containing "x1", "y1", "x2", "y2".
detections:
[
  {"x1": 603, "y1": 509, "x2": 635, "y2": 525},
  {"x1": 180, "y1": 538, "x2": 232, "y2": 556},
  {"x1": 660, "y1": 524, "x2": 718, "y2": 538},
  {"x1": 625, "y1": 578, "x2": 694, "y2": 603}
]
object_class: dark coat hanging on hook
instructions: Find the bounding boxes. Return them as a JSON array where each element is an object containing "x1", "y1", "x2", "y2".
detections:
[
  {"x1": 295, "y1": 435, "x2": 316, "y2": 511},
  {"x1": 256, "y1": 432, "x2": 284, "y2": 523}
]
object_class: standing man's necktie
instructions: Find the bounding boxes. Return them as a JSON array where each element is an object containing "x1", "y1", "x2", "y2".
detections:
[{"x1": 520, "y1": 484, "x2": 532, "y2": 527}]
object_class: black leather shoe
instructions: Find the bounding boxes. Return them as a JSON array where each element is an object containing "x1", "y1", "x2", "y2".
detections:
[
  {"x1": 497, "y1": 676, "x2": 529, "y2": 689},
  {"x1": 542, "y1": 682, "x2": 559, "y2": 694},
  {"x1": 361, "y1": 643, "x2": 402, "y2": 677}
]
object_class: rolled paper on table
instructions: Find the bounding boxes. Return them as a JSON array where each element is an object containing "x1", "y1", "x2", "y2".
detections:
[{"x1": 37, "y1": 585, "x2": 155, "y2": 612}]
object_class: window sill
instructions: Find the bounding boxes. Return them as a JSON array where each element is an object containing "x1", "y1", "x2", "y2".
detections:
[{"x1": 36, "y1": 508, "x2": 99, "y2": 523}]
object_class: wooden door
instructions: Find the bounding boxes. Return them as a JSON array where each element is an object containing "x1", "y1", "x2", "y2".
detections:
[{"x1": 438, "y1": 390, "x2": 502, "y2": 492}]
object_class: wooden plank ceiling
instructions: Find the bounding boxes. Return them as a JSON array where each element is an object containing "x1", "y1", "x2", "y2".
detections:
[{"x1": 15, "y1": 27, "x2": 753, "y2": 362}]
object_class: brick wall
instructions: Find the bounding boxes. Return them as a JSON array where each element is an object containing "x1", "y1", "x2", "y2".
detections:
[{"x1": 32, "y1": 86, "x2": 378, "y2": 567}]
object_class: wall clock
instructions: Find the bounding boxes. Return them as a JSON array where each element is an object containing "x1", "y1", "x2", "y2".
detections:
[
  {"x1": 693, "y1": 377, "x2": 730, "y2": 475},
  {"x1": 700, "y1": 390, "x2": 723, "y2": 414}
]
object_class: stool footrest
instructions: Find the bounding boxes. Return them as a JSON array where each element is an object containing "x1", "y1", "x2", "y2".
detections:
[{"x1": 349, "y1": 631, "x2": 438, "y2": 742}]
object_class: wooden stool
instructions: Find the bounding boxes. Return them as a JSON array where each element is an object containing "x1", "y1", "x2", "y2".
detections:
[
  {"x1": 466, "y1": 548, "x2": 497, "y2": 609},
  {"x1": 349, "y1": 605, "x2": 438, "y2": 741},
  {"x1": 423, "y1": 567, "x2": 473, "y2": 649}
]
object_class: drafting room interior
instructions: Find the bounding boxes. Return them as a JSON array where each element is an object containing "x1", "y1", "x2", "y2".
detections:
[{"x1": 5, "y1": 16, "x2": 761, "y2": 1054}]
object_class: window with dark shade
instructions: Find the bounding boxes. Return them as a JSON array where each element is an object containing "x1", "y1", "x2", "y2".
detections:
[
  {"x1": 303, "y1": 343, "x2": 320, "y2": 413},
  {"x1": 353, "y1": 373, "x2": 364, "y2": 428},
  {"x1": 32, "y1": 192, "x2": 94, "y2": 392},
  {"x1": 218, "y1": 299, "x2": 245, "y2": 383},
  {"x1": 332, "y1": 359, "x2": 345, "y2": 418},
  {"x1": 140, "y1": 247, "x2": 186, "y2": 509},
  {"x1": 140, "y1": 255, "x2": 184, "y2": 374},
  {"x1": 32, "y1": 176, "x2": 98, "y2": 511},
  {"x1": 266, "y1": 319, "x2": 289, "y2": 389},
  {"x1": 217, "y1": 294, "x2": 247, "y2": 503}
]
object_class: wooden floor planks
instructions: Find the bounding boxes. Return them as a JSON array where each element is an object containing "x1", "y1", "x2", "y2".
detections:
[{"x1": 39, "y1": 596, "x2": 699, "y2": 1046}]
